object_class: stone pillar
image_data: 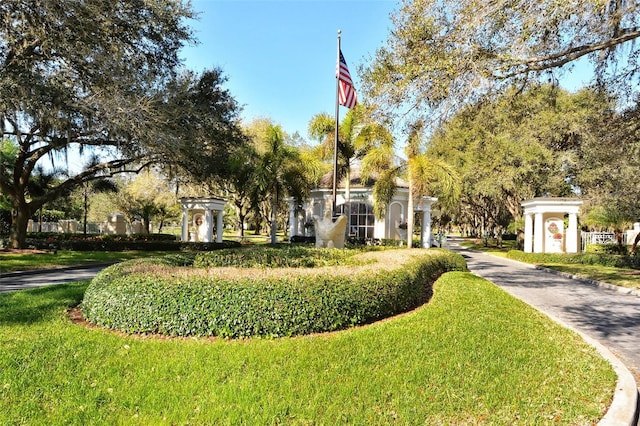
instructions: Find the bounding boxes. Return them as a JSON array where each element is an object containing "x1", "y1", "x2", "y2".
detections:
[
  {"x1": 181, "y1": 209, "x2": 189, "y2": 242},
  {"x1": 421, "y1": 208, "x2": 432, "y2": 248},
  {"x1": 533, "y1": 212, "x2": 544, "y2": 253},
  {"x1": 288, "y1": 203, "x2": 297, "y2": 237},
  {"x1": 204, "y1": 210, "x2": 213, "y2": 242},
  {"x1": 524, "y1": 213, "x2": 533, "y2": 253},
  {"x1": 566, "y1": 212, "x2": 579, "y2": 253},
  {"x1": 216, "y1": 210, "x2": 224, "y2": 243}
]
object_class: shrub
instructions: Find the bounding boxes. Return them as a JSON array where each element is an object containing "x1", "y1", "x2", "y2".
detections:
[
  {"x1": 585, "y1": 243, "x2": 626, "y2": 255},
  {"x1": 82, "y1": 248, "x2": 467, "y2": 338},
  {"x1": 193, "y1": 245, "x2": 372, "y2": 268}
]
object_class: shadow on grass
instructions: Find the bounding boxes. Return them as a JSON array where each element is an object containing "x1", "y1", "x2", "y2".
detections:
[{"x1": 0, "y1": 282, "x2": 88, "y2": 326}]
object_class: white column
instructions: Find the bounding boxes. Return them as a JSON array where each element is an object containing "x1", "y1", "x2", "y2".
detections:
[
  {"x1": 566, "y1": 212, "x2": 578, "y2": 253},
  {"x1": 216, "y1": 210, "x2": 224, "y2": 243},
  {"x1": 533, "y1": 212, "x2": 544, "y2": 253},
  {"x1": 288, "y1": 203, "x2": 297, "y2": 237},
  {"x1": 421, "y1": 208, "x2": 432, "y2": 248},
  {"x1": 203, "y1": 210, "x2": 213, "y2": 243},
  {"x1": 181, "y1": 208, "x2": 189, "y2": 242},
  {"x1": 298, "y1": 211, "x2": 305, "y2": 236},
  {"x1": 524, "y1": 213, "x2": 533, "y2": 253}
]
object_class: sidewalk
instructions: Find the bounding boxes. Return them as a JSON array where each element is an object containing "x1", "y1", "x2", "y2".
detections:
[{"x1": 446, "y1": 237, "x2": 639, "y2": 425}]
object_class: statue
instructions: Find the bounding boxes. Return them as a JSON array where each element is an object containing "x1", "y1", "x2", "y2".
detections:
[
  {"x1": 193, "y1": 214, "x2": 208, "y2": 242},
  {"x1": 313, "y1": 211, "x2": 348, "y2": 248}
]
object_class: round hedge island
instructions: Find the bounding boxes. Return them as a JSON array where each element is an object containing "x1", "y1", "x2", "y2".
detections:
[{"x1": 81, "y1": 247, "x2": 467, "y2": 338}]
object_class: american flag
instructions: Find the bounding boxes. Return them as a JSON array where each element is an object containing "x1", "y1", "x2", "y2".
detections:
[{"x1": 337, "y1": 50, "x2": 358, "y2": 109}]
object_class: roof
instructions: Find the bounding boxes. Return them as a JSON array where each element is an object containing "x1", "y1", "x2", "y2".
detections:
[{"x1": 317, "y1": 166, "x2": 408, "y2": 190}]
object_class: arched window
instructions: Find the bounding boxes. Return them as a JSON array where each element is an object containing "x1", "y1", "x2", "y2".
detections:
[{"x1": 337, "y1": 202, "x2": 375, "y2": 239}]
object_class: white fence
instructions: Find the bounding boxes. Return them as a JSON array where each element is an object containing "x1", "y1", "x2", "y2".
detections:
[{"x1": 581, "y1": 232, "x2": 627, "y2": 252}]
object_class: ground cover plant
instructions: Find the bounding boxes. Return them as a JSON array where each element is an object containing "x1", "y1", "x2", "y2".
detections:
[
  {"x1": 0, "y1": 271, "x2": 616, "y2": 425},
  {"x1": 82, "y1": 248, "x2": 467, "y2": 338}
]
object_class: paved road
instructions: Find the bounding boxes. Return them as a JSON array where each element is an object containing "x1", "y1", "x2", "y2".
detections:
[
  {"x1": 0, "y1": 265, "x2": 106, "y2": 293},
  {"x1": 446, "y1": 238, "x2": 640, "y2": 379}
]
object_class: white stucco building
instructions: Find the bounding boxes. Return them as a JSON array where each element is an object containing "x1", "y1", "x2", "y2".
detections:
[
  {"x1": 521, "y1": 197, "x2": 583, "y2": 253},
  {"x1": 178, "y1": 197, "x2": 226, "y2": 243},
  {"x1": 287, "y1": 172, "x2": 438, "y2": 248}
]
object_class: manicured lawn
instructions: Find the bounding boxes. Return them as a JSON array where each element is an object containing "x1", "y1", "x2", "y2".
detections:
[
  {"x1": 0, "y1": 272, "x2": 615, "y2": 425},
  {"x1": 543, "y1": 263, "x2": 640, "y2": 290}
]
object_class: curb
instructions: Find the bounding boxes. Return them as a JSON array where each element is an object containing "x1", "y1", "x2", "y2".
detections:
[{"x1": 533, "y1": 265, "x2": 640, "y2": 298}]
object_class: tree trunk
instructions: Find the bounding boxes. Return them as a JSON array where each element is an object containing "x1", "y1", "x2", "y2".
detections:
[
  {"x1": 238, "y1": 213, "x2": 245, "y2": 237},
  {"x1": 615, "y1": 230, "x2": 624, "y2": 254},
  {"x1": 83, "y1": 187, "x2": 89, "y2": 235},
  {"x1": 270, "y1": 187, "x2": 278, "y2": 245},
  {"x1": 407, "y1": 177, "x2": 414, "y2": 248},
  {"x1": 9, "y1": 196, "x2": 31, "y2": 249},
  {"x1": 631, "y1": 232, "x2": 640, "y2": 255}
]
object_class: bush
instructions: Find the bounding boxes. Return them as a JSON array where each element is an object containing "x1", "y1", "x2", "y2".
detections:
[
  {"x1": 193, "y1": 245, "x2": 372, "y2": 268},
  {"x1": 289, "y1": 235, "x2": 315, "y2": 244},
  {"x1": 585, "y1": 243, "x2": 626, "y2": 255},
  {"x1": 23, "y1": 233, "x2": 241, "y2": 251},
  {"x1": 82, "y1": 248, "x2": 467, "y2": 338}
]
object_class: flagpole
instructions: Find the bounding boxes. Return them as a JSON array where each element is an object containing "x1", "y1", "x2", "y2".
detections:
[{"x1": 333, "y1": 29, "x2": 341, "y2": 218}]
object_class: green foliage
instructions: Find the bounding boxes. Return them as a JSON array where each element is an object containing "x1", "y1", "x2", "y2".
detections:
[
  {"x1": 193, "y1": 246, "x2": 369, "y2": 268},
  {"x1": 362, "y1": 0, "x2": 640, "y2": 124},
  {"x1": 21, "y1": 233, "x2": 240, "y2": 252},
  {"x1": 427, "y1": 85, "x2": 611, "y2": 233},
  {"x1": 585, "y1": 243, "x2": 626, "y2": 255},
  {"x1": 82, "y1": 249, "x2": 468, "y2": 338},
  {"x1": 506, "y1": 250, "x2": 639, "y2": 269},
  {"x1": 0, "y1": 273, "x2": 614, "y2": 424}
]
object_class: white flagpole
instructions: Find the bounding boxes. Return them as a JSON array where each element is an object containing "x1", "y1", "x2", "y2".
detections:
[{"x1": 333, "y1": 29, "x2": 341, "y2": 218}]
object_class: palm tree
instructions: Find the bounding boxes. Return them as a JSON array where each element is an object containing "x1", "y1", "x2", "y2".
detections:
[
  {"x1": 308, "y1": 105, "x2": 394, "y2": 207},
  {"x1": 371, "y1": 121, "x2": 461, "y2": 248},
  {"x1": 254, "y1": 124, "x2": 312, "y2": 244}
]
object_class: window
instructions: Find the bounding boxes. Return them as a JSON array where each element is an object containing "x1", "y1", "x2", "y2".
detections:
[{"x1": 337, "y1": 202, "x2": 375, "y2": 239}]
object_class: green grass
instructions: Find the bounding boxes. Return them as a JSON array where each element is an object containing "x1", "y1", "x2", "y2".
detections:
[
  {"x1": 0, "y1": 273, "x2": 615, "y2": 425},
  {"x1": 0, "y1": 250, "x2": 167, "y2": 273},
  {"x1": 542, "y1": 264, "x2": 640, "y2": 290}
]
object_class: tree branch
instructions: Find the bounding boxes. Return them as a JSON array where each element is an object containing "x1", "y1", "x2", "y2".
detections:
[{"x1": 499, "y1": 27, "x2": 640, "y2": 78}]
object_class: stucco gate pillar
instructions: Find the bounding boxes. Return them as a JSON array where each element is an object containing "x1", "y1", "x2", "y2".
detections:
[
  {"x1": 521, "y1": 198, "x2": 583, "y2": 254},
  {"x1": 415, "y1": 197, "x2": 438, "y2": 248},
  {"x1": 179, "y1": 197, "x2": 227, "y2": 243}
]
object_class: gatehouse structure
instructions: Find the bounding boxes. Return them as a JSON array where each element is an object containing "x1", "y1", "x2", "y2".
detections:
[
  {"x1": 179, "y1": 197, "x2": 226, "y2": 243},
  {"x1": 522, "y1": 197, "x2": 583, "y2": 253},
  {"x1": 287, "y1": 171, "x2": 438, "y2": 248}
]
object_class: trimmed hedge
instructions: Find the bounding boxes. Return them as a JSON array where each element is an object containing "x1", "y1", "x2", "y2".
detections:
[
  {"x1": 584, "y1": 243, "x2": 626, "y2": 255},
  {"x1": 25, "y1": 233, "x2": 241, "y2": 251},
  {"x1": 506, "y1": 249, "x2": 640, "y2": 269},
  {"x1": 82, "y1": 248, "x2": 467, "y2": 338},
  {"x1": 193, "y1": 246, "x2": 374, "y2": 268}
]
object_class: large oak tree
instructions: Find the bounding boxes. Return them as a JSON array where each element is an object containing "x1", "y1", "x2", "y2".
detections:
[
  {"x1": 0, "y1": 1, "x2": 244, "y2": 248},
  {"x1": 362, "y1": 0, "x2": 640, "y2": 124}
]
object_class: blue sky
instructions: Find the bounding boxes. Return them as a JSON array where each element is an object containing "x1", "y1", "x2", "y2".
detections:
[
  {"x1": 179, "y1": 0, "x2": 398, "y2": 141},
  {"x1": 180, "y1": 0, "x2": 596, "y2": 142}
]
